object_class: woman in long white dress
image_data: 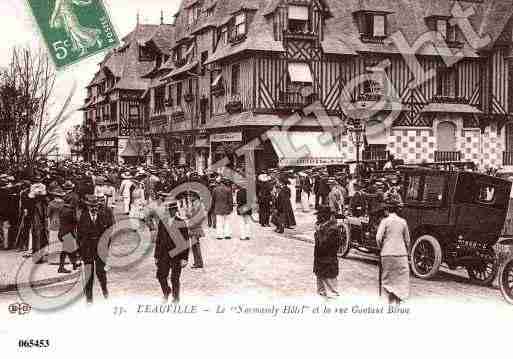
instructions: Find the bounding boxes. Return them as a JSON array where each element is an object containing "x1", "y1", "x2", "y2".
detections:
[{"x1": 50, "y1": 0, "x2": 103, "y2": 56}]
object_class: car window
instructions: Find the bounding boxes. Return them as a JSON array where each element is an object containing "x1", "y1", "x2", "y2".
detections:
[
  {"x1": 406, "y1": 175, "x2": 422, "y2": 201},
  {"x1": 422, "y1": 175, "x2": 445, "y2": 204},
  {"x1": 476, "y1": 184, "x2": 496, "y2": 204}
]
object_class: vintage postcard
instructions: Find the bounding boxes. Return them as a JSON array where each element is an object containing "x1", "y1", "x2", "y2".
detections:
[{"x1": 1, "y1": 0, "x2": 513, "y2": 357}]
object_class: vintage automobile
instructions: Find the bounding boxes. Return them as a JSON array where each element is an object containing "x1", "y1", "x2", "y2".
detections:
[
  {"x1": 499, "y1": 243, "x2": 513, "y2": 304},
  {"x1": 338, "y1": 166, "x2": 512, "y2": 285}
]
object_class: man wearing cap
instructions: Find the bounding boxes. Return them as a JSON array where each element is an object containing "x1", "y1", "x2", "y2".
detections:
[
  {"x1": 77, "y1": 194, "x2": 114, "y2": 304},
  {"x1": 313, "y1": 205, "x2": 342, "y2": 298},
  {"x1": 154, "y1": 199, "x2": 189, "y2": 302}
]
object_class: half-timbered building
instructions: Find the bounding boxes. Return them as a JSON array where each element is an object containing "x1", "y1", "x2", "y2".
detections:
[
  {"x1": 82, "y1": 19, "x2": 174, "y2": 164},
  {"x1": 84, "y1": 0, "x2": 513, "y2": 172}
]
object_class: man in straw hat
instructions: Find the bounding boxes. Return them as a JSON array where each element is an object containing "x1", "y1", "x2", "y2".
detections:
[
  {"x1": 77, "y1": 194, "x2": 114, "y2": 304},
  {"x1": 154, "y1": 198, "x2": 189, "y2": 302},
  {"x1": 119, "y1": 172, "x2": 134, "y2": 215},
  {"x1": 375, "y1": 197, "x2": 410, "y2": 304}
]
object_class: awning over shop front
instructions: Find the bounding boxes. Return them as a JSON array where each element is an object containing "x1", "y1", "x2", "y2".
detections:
[
  {"x1": 161, "y1": 60, "x2": 199, "y2": 81},
  {"x1": 194, "y1": 138, "x2": 209, "y2": 148},
  {"x1": 119, "y1": 141, "x2": 137, "y2": 157},
  {"x1": 422, "y1": 102, "x2": 482, "y2": 114},
  {"x1": 267, "y1": 130, "x2": 344, "y2": 167}
]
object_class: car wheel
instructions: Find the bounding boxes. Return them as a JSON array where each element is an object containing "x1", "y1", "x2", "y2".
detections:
[
  {"x1": 410, "y1": 235, "x2": 442, "y2": 280},
  {"x1": 337, "y1": 224, "x2": 350, "y2": 258},
  {"x1": 499, "y1": 257, "x2": 513, "y2": 305},
  {"x1": 466, "y1": 251, "x2": 498, "y2": 286}
]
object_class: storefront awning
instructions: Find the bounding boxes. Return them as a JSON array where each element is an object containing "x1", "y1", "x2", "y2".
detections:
[
  {"x1": 119, "y1": 141, "x2": 137, "y2": 157},
  {"x1": 267, "y1": 130, "x2": 344, "y2": 167},
  {"x1": 194, "y1": 138, "x2": 209, "y2": 148},
  {"x1": 422, "y1": 102, "x2": 482, "y2": 114},
  {"x1": 161, "y1": 60, "x2": 199, "y2": 81}
]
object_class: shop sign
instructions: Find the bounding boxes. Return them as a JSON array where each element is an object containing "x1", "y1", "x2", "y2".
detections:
[
  {"x1": 210, "y1": 132, "x2": 242, "y2": 143},
  {"x1": 279, "y1": 157, "x2": 345, "y2": 167},
  {"x1": 96, "y1": 140, "x2": 115, "y2": 147}
]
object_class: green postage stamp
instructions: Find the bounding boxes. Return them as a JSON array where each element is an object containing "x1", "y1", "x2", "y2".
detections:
[{"x1": 25, "y1": 0, "x2": 120, "y2": 70}]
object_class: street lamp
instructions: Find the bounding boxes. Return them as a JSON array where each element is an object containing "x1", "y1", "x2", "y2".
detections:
[{"x1": 348, "y1": 118, "x2": 365, "y2": 178}]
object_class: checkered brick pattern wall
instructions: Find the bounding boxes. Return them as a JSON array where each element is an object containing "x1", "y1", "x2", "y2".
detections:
[
  {"x1": 388, "y1": 128, "x2": 436, "y2": 164},
  {"x1": 336, "y1": 123, "x2": 505, "y2": 170},
  {"x1": 481, "y1": 123, "x2": 504, "y2": 169}
]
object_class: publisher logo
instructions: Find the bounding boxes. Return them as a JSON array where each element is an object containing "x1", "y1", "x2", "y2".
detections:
[{"x1": 8, "y1": 302, "x2": 32, "y2": 315}]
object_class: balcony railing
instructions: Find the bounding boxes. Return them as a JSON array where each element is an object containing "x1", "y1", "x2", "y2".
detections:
[
  {"x1": 434, "y1": 151, "x2": 461, "y2": 162},
  {"x1": 431, "y1": 95, "x2": 468, "y2": 104},
  {"x1": 276, "y1": 91, "x2": 317, "y2": 111},
  {"x1": 503, "y1": 151, "x2": 513, "y2": 166},
  {"x1": 362, "y1": 150, "x2": 390, "y2": 162},
  {"x1": 283, "y1": 29, "x2": 316, "y2": 40}
]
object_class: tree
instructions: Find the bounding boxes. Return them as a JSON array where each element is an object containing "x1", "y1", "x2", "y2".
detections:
[{"x1": 0, "y1": 46, "x2": 75, "y2": 171}]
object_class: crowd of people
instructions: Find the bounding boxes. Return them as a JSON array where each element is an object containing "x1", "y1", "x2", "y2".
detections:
[{"x1": 0, "y1": 158, "x2": 416, "y2": 304}]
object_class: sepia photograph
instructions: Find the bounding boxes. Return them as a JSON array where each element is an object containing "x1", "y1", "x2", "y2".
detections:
[{"x1": 1, "y1": 0, "x2": 513, "y2": 357}]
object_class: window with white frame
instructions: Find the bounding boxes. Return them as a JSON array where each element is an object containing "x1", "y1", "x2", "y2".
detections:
[
  {"x1": 288, "y1": 5, "x2": 310, "y2": 33},
  {"x1": 234, "y1": 12, "x2": 246, "y2": 37},
  {"x1": 373, "y1": 15, "x2": 386, "y2": 37}
]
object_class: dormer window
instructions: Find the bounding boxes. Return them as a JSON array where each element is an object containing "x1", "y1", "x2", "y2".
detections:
[
  {"x1": 234, "y1": 12, "x2": 246, "y2": 37},
  {"x1": 288, "y1": 5, "x2": 310, "y2": 34},
  {"x1": 184, "y1": 43, "x2": 195, "y2": 62},
  {"x1": 354, "y1": 11, "x2": 390, "y2": 43},
  {"x1": 426, "y1": 16, "x2": 461, "y2": 47},
  {"x1": 139, "y1": 45, "x2": 153, "y2": 62}
]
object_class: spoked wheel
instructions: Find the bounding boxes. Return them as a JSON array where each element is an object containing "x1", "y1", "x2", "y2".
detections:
[
  {"x1": 466, "y1": 252, "x2": 498, "y2": 286},
  {"x1": 337, "y1": 225, "x2": 350, "y2": 258},
  {"x1": 410, "y1": 235, "x2": 442, "y2": 280},
  {"x1": 499, "y1": 257, "x2": 513, "y2": 305}
]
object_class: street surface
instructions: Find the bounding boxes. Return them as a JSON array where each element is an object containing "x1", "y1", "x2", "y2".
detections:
[{"x1": 0, "y1": 198, "x2": 509, "y2": 308}]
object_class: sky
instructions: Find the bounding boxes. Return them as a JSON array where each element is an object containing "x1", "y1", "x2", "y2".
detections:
[{"x1": 0, "y1": 0, "x2": 181, "y2": 154}]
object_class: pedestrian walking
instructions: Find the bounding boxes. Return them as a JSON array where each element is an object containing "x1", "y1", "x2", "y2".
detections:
[
  {"x1": 236, "y1": 184, "x2": 252, "y2": 240},
  {"x1": 375, "y1": 198, "x2": 410, "y2": 304},
  {"x1": 155, "y1": 199, "x2": 189, "y2": 302},
  {"x1": 186, "y1": 192, "x2": 206, "y2": 268},
  {"x1": 47, "y1": 186, "x2": 69, "y2": 273},
  {"x1": 313, "y1": 205, "x2": 341, "y2": 299},
  {"x1": 258, "y1": 173, "x2": 272, "y2": 227},
  {"x1": 77, "y1": 195, "x2": 114, "y2": 304},
  {"x1": 212, "y1": 177, "x2": 233, "y2": 239},
  {"x1": 119, "y1": 172, "x2": 134, "y2": 214}
]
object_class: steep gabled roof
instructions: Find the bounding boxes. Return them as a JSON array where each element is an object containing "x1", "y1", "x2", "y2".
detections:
[{"x1": 87, "y1": 23, "x2": 176, "y2": 92}]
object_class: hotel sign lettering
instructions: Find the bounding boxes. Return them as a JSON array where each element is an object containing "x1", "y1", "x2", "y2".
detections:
[
  {"x1": 96, "y1": 140, "x2": 115, "y2": 147},
  {"x1": 210, "y1": 132, "x2": 242, "y2": 143}
]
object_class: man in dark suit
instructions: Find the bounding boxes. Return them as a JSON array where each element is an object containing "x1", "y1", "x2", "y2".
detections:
[
  {"x1": 212, "y1": 177, "x2": 233, "y2": 239},
  {"x1": 155, "y1": 199, "x2": 189, "y2": 303},
  {"x1": 349, "y1": 182, "x2": 367, "y2": 217},
  {"x1": 77, "y1": 195, "x2": 114, "y2": 304}
]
